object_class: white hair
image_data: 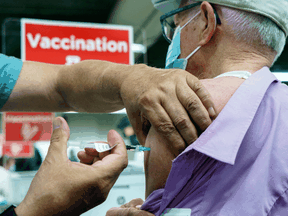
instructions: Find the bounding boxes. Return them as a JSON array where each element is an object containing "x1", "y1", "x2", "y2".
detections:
[{"x1": 218, "y1": 5, "x2": 286, "y2": 62}]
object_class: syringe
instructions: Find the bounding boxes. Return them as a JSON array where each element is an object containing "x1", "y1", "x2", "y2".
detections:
[
  {"x1": 126, "y1": 145, "x2": 151, "y2": 152},
  {"x1": 68, "y1": 141, "x2": 150, "y2": 152}
]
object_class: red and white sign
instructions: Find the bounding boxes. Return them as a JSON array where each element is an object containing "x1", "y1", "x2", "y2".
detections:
[
  {"x1": 2, "y1": 112, "x2": 54, "y2": 158},
  {"x1": 21, "y1": 18, "x2": 134, "y2": 65}
]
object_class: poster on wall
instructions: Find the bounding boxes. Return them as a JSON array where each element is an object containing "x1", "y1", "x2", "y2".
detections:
[
  {"x1": 21, "y1": 18, "x2": 134, "y2": 65},
  {"x1": 2, "y1": 112, "x2": 54, "y2": 158}
]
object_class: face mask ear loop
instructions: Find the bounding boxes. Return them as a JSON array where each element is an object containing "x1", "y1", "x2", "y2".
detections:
[
  {"x1": 185, "y1": 46, "x2": 201, "y2": 60},
  {"x1": 181, "y1": 11, "x2": 201, "y2": 30},
  {"x1": 184, "y1": 13, "x2": 216, "y2": 61},
  {"x1": 214, "y1": 14, "x2": 217, "y2": 31}
]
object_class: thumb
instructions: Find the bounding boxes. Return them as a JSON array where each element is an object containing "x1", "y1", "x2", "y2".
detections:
[
  {"x1": 107, "y1": 130, "x2": 127, "y2": 158},
  {"x1": 94, "y1": 130, "x2": 128, "y2": 175},
  {"x1": 46, "y1": 117, "x2": 70, "y2": 161}
]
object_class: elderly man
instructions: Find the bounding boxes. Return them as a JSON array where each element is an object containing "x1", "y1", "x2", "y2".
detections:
[{"x1": 105, "y1": 0, "x2": 288, "y2": 215}]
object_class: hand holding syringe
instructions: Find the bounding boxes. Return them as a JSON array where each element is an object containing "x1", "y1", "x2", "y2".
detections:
[{"x1": 68, "y1": 141, "x2": 150, "y2": 153}]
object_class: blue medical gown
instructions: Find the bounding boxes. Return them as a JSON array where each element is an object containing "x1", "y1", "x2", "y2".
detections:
[{"x1": 0, "y1": 54, "x2": 23, "y2": 110}]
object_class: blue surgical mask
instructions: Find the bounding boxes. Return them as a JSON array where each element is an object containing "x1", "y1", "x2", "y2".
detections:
[{"x1": 165, "y1": 11, "x2": 201, "y2": 70}]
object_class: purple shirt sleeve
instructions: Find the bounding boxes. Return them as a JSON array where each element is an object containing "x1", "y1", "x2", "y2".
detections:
[
  {"x1": 142, "y1": 67, "x2": 288, "y2": 216},
  {"x1": 268, "y1": 189, "x2": 288, "y2": 216}
]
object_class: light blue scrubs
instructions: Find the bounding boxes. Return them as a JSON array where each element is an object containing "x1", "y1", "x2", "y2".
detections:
[{"x1": 0, "y1": 54, "x2": 23, "y2": 110}]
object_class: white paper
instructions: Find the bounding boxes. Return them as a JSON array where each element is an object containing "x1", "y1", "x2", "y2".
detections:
[{"x1": 94, "y1": 143, "x2": 117, "y2": 153}]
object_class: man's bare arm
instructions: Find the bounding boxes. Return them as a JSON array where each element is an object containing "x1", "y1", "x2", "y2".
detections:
[
  {"x1": 102, "y1": 77, "x2": 247, "y2": 216},
  {"x1": 144, "y1": 76, "x2": 245, "y2": 196}
]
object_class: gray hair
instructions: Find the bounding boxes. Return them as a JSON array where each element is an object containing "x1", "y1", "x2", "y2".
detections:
[{"x1": 218, "y1": 5, "x2": 286, "y2": 62}]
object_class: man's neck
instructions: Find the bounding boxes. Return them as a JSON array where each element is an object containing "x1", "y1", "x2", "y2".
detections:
[
  {"x1": 195, "y1": 40, "x2": 275, "y2": 79},
  {"x1": 213, "y1": 57, "x2": 269, "y2": 76}
]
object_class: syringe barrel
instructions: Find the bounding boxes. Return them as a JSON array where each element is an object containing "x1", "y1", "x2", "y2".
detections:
[{"x1": 80, "y1": 142, "x2": 96, "y2": 149}]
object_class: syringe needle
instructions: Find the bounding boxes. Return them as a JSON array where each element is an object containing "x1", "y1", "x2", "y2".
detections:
[
  {"x1": 68, "y1": 142, "x2": 150, "y2": 152},
  {"x1": 126, "y1": 145, "x2": 150, "y2": 152}
]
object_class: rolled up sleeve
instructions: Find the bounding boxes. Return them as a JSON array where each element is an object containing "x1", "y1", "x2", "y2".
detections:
[{"x1": 0, "y1": 54, "x2": 23, "y2": 109}]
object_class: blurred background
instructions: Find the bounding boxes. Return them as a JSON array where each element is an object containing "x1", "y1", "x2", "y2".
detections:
[
  {"x1": 1, "y1": 0, "x2": 170, "y2": 68},
  {"x1": 0, "y1": 0, "x2": 288, "y2": 215},
  {"x1": 0, "y1": 0, "x2": 286, "y2": 70},
  {"x1": 0, "y1": 112, "x2": 146, "y2": 216}
]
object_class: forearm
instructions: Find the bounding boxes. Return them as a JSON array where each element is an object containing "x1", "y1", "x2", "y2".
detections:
[
  {"x1": 1, "y1": 61, "x2": 68, "y2": 112},
  {"x1": 2, "y1": 60, "x2": 141, "y2": 113},
  {"x1": 57, "y1": 60, "x2": 133, "y2": 113}
]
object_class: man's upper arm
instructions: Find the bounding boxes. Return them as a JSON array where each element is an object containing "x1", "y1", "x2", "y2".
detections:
[
  {"x1": 0, "y1": 54, "x2": 23, "y2": 110},
  {"x1": 144, "y1": 76, "x2": 245, "y2": 198}
]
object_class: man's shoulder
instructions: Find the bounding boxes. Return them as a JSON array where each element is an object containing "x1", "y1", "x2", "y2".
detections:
[{"x1": 200, "y1": 77, "x2": 245, "y2": 114}]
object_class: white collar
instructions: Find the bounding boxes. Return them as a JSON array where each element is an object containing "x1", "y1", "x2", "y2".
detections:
[{"x1": 214, "y1": 71, "x2": 252, "y2": 80}]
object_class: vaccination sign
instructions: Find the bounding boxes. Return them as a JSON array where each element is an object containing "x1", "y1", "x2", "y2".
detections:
[
  {"x1": 21, "y1": 18, "x2": 134, "y2": 65},
  {"x1": 2, "y1": 112, "x2": 54, "y2": 158}
]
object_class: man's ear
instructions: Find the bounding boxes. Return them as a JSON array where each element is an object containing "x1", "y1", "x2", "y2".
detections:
[{"x1": 198, "y1": 1, "x2": 217, "y2": 46}]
